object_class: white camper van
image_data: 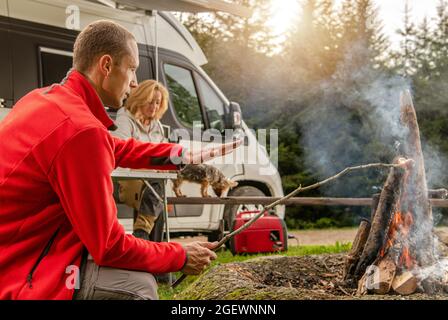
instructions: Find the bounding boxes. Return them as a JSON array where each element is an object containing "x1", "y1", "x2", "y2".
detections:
[{"x1": 0, "y1": 0, "x2": 284, "y2": 240}]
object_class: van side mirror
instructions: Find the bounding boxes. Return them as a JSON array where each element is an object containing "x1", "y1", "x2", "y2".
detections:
[{"x1": 227, "y1": 102, "x2": 242, "y2": 129}]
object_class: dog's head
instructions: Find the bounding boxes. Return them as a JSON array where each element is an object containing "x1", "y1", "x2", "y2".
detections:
[{"x1": 212, "y1": 179, "x2": 238, "y2": 197}]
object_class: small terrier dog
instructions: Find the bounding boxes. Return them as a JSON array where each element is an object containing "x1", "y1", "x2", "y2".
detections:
[{"x1": 172, "y1": 164, "x2": 238, "y2": 197}]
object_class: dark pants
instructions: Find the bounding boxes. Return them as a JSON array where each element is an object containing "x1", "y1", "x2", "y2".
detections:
[{"x1": 114, "y1": 180, "x2": 164, "y2": 236}]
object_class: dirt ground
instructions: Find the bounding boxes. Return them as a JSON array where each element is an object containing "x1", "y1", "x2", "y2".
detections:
[
  {"x1": 177, "y1": 253, "x2": 448, "y2": 300},
  {"x1": 172, "y1": 227, "x2": 448, "y2": 246},
  {"x1": 174, "y1": 227, "x2": 448, "y2": 300}
]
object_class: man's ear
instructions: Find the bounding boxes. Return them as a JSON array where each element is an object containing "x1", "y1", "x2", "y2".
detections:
[{"x1": 98, "y1": 54, "x2": 113, "y2": 77}]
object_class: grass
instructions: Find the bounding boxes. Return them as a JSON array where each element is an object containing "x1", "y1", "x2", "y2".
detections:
[{"x1": 158, "y1": 241, "x2": 351, "y2": 300}]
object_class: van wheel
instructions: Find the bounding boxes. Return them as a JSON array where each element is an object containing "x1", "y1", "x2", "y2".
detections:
[{"x1": 223, "y1": 186, "x2": 266, "y2": 250}]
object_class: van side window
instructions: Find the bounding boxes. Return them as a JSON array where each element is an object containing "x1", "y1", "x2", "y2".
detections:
[
  {"x1": 38, "y1": 47, "x2": 73, "y2": 87},
  {"x1": 164, "y1": 64, "x2": 204, "y2": 129},
  {"x1": 197, "y1": 77, "x2": 226, "y2": 132}
]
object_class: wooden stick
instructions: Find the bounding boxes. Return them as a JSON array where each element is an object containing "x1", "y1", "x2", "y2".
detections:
[{"x1": 171, "y1": 162, "x2": 405, "y2": 288}]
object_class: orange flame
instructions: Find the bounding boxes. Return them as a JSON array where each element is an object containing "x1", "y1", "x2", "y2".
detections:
[
  {"x1": 380, "y1": 211, "x2": 415, "y2": 270},
  {"x1": 400, "y1": 246, "x2": 414, "y2": 269}
]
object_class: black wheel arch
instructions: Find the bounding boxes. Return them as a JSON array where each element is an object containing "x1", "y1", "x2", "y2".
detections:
[{"x1": 230, "y1": 180, "x2": 272, "y2": 197}]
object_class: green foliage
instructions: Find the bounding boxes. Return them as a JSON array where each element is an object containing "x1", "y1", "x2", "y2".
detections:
[{"x1": 165, "y1": 74, "x2": 203, "y2": 128}]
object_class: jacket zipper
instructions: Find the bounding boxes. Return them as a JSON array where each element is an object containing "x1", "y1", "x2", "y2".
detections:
[{"x1": 26, "y1": 229, "x2": 60, "y2": 289}]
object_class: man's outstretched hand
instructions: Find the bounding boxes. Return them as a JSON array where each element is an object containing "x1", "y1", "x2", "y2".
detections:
[{"x1": 181, "y1": 139, "x2": 242, "y2": 164}]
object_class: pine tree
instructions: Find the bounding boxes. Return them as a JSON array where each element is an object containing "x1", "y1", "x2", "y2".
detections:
[
  {"x1": 286, "y1": 0, "x2": 342, "y2": 81},
  {"x1": 393, "y1": 0, "x2": 418, "y2": 76},
  {"x1": 432, "y1": 0, "x2": 448, "y2": 73},
  {"x1": 413, "y1": 17, "x2": 435, "y2": 81},
  {"x1": 357, "y1": 0, "x2": 389, "y2": 68}
]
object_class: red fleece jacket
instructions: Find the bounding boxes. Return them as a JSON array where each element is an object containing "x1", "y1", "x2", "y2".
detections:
[{"x1": 0, "y1": 70, "x2": 186, "y2": 300}]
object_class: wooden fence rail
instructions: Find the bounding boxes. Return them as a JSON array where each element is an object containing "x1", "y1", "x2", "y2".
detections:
[{"x1": 167, "y1": 197, "x2": 448, "y2": 208}]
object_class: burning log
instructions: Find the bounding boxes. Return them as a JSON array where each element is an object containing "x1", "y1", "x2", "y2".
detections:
[
  {"x1": 355, "y1": 158, "x2": 414, "y2": 294},
  {"x1": 352, "y1": 158, "x2": 409, "y2": 280}
]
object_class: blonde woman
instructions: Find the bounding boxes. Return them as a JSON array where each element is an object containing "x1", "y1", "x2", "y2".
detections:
[{"x1": 112, "y1": 80, "x2": 169, "y2": 241}]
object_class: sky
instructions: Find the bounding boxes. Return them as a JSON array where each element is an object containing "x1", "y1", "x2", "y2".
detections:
[
  {"x1": 267, "y1": 0, "x2": 444, "y2": 50},
  {"x1": 376, "y1": 0, "x2": 441, "y2": 48}
]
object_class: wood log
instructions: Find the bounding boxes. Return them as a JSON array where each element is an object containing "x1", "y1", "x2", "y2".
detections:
[
  {"x1": 392, "y1": 272, "x2": 417, "y2": 295},
  {"x1": 370, "y1": 193, "x2": 380, "y2": 222},
  {"x1": 343, "y1": 219, "x2": 371, "y2": 281},
  {"x1": 357, "y1": 272, "x2": 368, "y2": 295},
  {"x1": 357, "y1": 256, "x2": 396, "y2": 295},
  {"x1": 353, "y1": 161, "x2": 405, "y2": 280},
  {"x1": 372, "y1": 257, "x2": 397, "y2": 294},
  {"x1": 435, "y1": 230, "x2": 448, "y2": 246},
  {"x1": 400, "y1": 90, "x2": 435, "y2": 269}
]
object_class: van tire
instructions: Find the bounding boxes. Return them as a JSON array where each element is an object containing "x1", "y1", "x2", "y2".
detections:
[{"x1": 223, "y1": 186, "x2": 266, "y2": 249}]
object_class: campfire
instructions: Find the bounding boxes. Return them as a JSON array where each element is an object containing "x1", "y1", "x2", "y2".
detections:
[{"x1": 344, "y1": 90, "x2": 448, "y2": 296}]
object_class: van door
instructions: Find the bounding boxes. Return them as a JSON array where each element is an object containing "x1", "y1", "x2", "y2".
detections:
[
  {"x1": 162, "y1": 62, "x2": 206, "y2": 218},
  {"x1": 161, "y1": 60, "x2": 243, "y2": 222},
  {"x1": 194, "y1": 74, "x2": 243, "y2": 178}
]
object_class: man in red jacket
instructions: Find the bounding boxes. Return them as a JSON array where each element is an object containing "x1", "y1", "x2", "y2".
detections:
[{"x1": 0, "y1": 20, "x2": 240, "y2": 300}]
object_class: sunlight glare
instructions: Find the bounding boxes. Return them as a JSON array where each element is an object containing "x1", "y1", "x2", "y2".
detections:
[{"x1": 267, "y1": 0, "x2": 300, "y2": 36}]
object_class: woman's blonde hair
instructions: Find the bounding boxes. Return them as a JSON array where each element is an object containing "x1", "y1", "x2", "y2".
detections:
[{"x1": 125, "y1": 79, "x2": 169, "y2": 122}]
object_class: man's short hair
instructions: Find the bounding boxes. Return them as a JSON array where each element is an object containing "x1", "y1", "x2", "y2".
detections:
[{"x1": 73, "y1": 20, "x2": 136, "y2": 73}]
